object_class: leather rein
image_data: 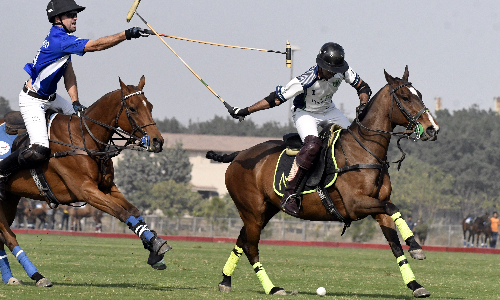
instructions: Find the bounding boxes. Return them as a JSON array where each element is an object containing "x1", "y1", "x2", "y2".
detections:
[
  {"x1": 48, "y1": 89, "x2": 156, "y2": 173},
  {"x1": 335, "y1": 82, "x2": 429, "y2": 197}
]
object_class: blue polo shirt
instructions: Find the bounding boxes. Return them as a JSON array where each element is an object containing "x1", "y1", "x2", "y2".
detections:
[{"x1": 23, "y1": 26, "x2": 89, "y2": 97}]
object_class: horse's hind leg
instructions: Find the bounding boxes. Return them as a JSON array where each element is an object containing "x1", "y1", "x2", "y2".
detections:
[
  {"x1": 0, "y1": 195, "x2": 51, "y2": 287},
  {"x1": 219, "y1": 204, "x2": 285, "y2": 295},
  {"x1": 374, "y1": 211, "x2": 430, "y2": 298}
]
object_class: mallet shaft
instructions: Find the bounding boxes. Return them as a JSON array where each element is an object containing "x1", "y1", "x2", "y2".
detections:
[{"x1": 135, "y1": 12, "x2": 244, "y2": 121}]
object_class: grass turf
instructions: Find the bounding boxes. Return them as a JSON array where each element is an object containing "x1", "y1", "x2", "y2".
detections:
[{"x1": 0, "y1": 234, "x2": 499, "y2": 299}]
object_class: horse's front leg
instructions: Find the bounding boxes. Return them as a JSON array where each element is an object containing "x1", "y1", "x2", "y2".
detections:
[
  {"x1": 82, "y1": 184, "x2": 171, "y2": 269},
  {"x1": 351, "y1": 196, "x2": 430, "y2": 298}
]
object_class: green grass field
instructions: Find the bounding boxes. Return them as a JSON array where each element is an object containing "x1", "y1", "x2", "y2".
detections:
[{"x1": 0, "y1": 234, "x2": 499, "y2": 299}]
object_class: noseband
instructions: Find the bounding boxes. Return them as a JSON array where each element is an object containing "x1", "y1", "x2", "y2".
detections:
[{"x1": 389, "y1": 82, "x2": 429, "y2": 139}]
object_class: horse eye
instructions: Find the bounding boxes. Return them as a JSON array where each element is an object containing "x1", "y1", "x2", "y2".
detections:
[
  {"x1": 129, "y1": 107, "x2": 137, "y2": 113},
  {"x1": 402, "y1": 96, "x2": 410, "y2": 102}
]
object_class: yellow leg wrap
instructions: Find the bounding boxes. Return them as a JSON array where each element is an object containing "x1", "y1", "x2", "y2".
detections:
[
  {"x1": 253, "y1": 262, "x2": 275, "y2": 294},
  {"x1": 391, "y1": 212, "x2": 414, "y2": 240},
  {"x1": 397, "y1": 255, "x2": 416, "y2": 285},
  {"x1": 222, "y1": 245, "x2": 243, "y2": 277}
]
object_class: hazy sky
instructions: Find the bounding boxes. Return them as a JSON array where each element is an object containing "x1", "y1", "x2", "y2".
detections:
[{"x1": 1, "y1": 1, "x2": 499, "y2": 126}]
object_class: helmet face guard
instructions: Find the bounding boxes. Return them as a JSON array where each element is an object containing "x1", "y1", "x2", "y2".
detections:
[
  {"x1": 47, "y1": 0, "x2": 85, "y2": 23},
  {"x1": 316, "y1": 42, "x2": 349, "y2": 74}
]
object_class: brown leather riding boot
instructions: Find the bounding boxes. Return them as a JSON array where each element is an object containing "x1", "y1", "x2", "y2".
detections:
[
  {"x1": 281, "y1": 165, "x2": 306, "y2": 217},
  {"x1": 280, "y1": 135, "x2": 322, "y2": 217}
]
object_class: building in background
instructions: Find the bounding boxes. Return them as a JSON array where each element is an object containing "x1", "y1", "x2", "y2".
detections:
[{"x1": 162, "y1": 133, "x2": 280, "y2": 198}]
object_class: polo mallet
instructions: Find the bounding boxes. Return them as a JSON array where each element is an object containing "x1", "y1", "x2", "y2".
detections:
[
  {"x1": 126, "y1": 4, "x2": 244, "y2": 121},
  {"x1": 126, "y1": 0, "x2": 141, "y2": 22},
  {"x1": 140, "y1": 30, "x2": 292, "y2": 69}
]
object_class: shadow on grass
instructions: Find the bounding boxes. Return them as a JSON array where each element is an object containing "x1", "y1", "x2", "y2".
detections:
[
  {"x1": 290, "y1": 291, "x2": 464, "y2": 299},
  {"x1": 51, "y1": 282, "x2": 199, "y2": 291}
]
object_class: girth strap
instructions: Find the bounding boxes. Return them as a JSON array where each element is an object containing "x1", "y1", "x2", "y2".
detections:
[
  {"x1": 317, "y1": 185, "x2": 351, "y2": 235},
  {"x1": 30, "y1": 166, "x2": 60, "y2": 209}
]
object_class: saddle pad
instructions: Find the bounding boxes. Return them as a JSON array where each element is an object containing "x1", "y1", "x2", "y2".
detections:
[
  {"x1": 273, "y1": 129, "x2": 341, "y2": 197},
  {"x1": 0, "y1": 123, "x2": 19, "y2": 160}
]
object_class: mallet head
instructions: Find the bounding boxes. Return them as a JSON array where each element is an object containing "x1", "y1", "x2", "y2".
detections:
[{"x1": 126, "y1": 0, "x2": 142, "y2": 22}]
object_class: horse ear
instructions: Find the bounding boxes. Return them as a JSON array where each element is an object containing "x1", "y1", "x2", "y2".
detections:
[
  {"x1": 137, "y1": 75, "x2": 145, "y2": 91},
  {"x1": 402, "y1": 65, "x2": 409, "y2": 81},
  {"x1": 119, "y1": 77, "x2": 128, "y2": 92},
  {"x1": 384, "y1": 69, "x2": 395, "y2": 85}
]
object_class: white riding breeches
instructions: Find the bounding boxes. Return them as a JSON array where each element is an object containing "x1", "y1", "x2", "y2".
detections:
[
  {"x1": 19, "y1": 88, "x2": 76, "y2": 148},
  {"x1": 292, "y1": 106, "x2": 350, "y2": 142}
]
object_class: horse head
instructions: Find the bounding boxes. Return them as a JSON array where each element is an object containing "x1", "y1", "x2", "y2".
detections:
[
  {"x1": 117, "y1": 76, "x2": 164, "y2": 153},
  {"x1": 384, "y1": 66, "x2": 439, "y2": 141}
]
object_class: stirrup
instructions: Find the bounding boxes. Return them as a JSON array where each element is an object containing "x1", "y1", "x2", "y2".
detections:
[{"x1": 281, "y1": 193, "x2": 301, "y2": 216}]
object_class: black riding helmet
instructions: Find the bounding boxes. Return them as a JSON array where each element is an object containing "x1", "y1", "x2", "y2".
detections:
[
  {"x1": 316, "y1": 42, "x2": 349, "y2": 74},
  {"x1": 46, "y1": 0, "x2": 85, "y2": 23}
]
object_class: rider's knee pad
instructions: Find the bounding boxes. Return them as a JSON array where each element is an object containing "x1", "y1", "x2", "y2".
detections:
[
  {"x1": 296, "y1": 135, "x2": 322, "y2": 170},
  {"x1": 18, "y1": 144, "x2": 51, "y2": 168}
]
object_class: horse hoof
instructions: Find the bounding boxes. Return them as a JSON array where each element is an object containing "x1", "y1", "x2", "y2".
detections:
[
  {"x1": 409, "y1": 249, "x2": 426, "y2": 260},
  {"x1": 413, "y1": 287, "x2": 431, "y2": 298},
  {"x1": 35, "y1": 278, "x2": 53, "y2": 287},
  {"x1": 151, "y1": 259, "x2": 167, "y2": 270},
  {"x1": 218, "y1": 283, "x2": 231, "y2": 292},
  {"x1": 7, "y1": 277, "x2": 24, "y2": 285},
  {"x1": 157, "y1": 243, "x2": 172, "y2": 256},
  {"x1": 270, "y1": 287, "x2": 287, "y2": 295}
]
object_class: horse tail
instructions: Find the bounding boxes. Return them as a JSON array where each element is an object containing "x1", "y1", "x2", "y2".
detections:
[{"x1": 206, "y1": 150, "x2": 239, "y2": 163}]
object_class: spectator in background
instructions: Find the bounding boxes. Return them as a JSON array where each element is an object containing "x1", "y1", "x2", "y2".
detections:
[
  {"x1": 406, "y1": 216, "x2": 416, "y2": 232},
  {"x1": 61, "y1": 208, "x2": 69, "y2": 231},
  {"x1": 414, "y1": 219, "x2": 429, "y2": 245},
  {"x1": 490, "y1": 212, "x2": 499, "y2": 248}
]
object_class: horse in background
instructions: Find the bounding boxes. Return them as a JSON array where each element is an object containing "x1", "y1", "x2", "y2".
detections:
[
  {"x1": 462, "y1": 214, "x2": 490, "y2": 247},
  {"x1": 14, "y1": 198, "x2": 30, "y2": 229},
  {"x1": 24, "y1": 201, "x2": 48, "y2": 230},
  {"x1": 208, "y1": 67, "x2": 438, "y2": 298},
  {"x1": 68, "y1": 204, "x2": 103, "y2": 232}
]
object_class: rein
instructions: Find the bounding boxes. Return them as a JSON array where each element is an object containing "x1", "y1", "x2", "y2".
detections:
[
  {"x1": 49, "y1": 89, "x2": 155, "y2": 176},
  {"x1": 352, "y1": 82, "x2": 429, "y2": 170}
]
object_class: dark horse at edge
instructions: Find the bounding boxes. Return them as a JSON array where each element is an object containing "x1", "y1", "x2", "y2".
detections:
[
  {"x1": 207, "y1": 67, "x2": 439, "y2": 298},
  {"x1": 0, "y1": 76, "x2": 170, "y2": 286}
]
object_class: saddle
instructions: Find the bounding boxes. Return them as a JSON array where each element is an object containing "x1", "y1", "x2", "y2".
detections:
[
  {"x1": 3, "y1": 110, "x2": 67, "y2": 208},
  {"x1": 276, "y1": 123, "x2": 351, "y2": 229}
]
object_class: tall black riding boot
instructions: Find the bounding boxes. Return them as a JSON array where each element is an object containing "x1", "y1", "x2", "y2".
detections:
[
  {"x1": 281, "y1": 162, "x2": 307, "y2": 217},
  {"x1": 0, "y1": 149, "x2": 22, "y2": 201},
  {"x1": 280, "y1": 135, "x2": 322, "y2": 217}
]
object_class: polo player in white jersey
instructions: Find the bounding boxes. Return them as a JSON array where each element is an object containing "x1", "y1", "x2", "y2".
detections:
[{"x1": 230, "y1": 42, "x2": 372, "y2": 217}]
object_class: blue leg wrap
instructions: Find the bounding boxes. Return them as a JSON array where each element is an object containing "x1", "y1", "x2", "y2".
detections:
[
  {"x1": 0, "y1": 250, "x2": 13, "y2": 283},
  {"x1": 12, "y1": 246, "x2": 38, "y2": 278},
  {"x1": 126, "y1": 216, "x2": 154, "y2": 242}
]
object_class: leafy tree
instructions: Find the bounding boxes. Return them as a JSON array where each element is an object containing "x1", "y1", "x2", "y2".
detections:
[
  {"x1": 349, "y1": 217, "x2": 378, "y2": 243},
  {"x1": 114, "y1": 142, "x2": 191, "y2": 197},
  {"x1": 389, "y1": 156, "x2": 459, "y2": 221},
  {"x1": 192, "y1": 193, "x2": 239, "y2": 219},
  {"x1": 145, "y1": 180, "x2": 202, "y2": 217},
  {"x1": 155, "y1": 115, "x2": 296, "y2": 137},
  {"x1": 0, "y1": 96, "x2": 12, "y2": 117}
]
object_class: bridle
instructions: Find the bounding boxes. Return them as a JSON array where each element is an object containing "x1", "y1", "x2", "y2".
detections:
[
  {"x1": 50, "y1": 88, "x2": 157, "y2": 161},
  {"x1": 355, "y1": 81, "x2": 429, "y2": 139}
]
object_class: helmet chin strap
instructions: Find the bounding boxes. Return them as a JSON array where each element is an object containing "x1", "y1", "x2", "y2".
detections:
[{"x1": 53, "y1": 15, "x2": 71, "y2": 33}]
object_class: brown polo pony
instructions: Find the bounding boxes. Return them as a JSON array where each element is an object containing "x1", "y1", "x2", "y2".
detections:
[
  {"x1": 0, "y1": 76, "x2": 168, "y2": 287},
  {"x1": 68, "y1": 204, "x2": 104, "y2": 232},
  {"x1": 207, "y1": 67, "x2": 439, "y2": 298}
]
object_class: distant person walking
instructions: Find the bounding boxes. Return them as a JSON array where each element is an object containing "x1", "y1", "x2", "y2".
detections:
[{"x1": 490, "y1": 212, "x2": 499, "y2": 248}]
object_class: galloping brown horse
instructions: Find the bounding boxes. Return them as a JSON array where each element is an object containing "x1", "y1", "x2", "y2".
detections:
[
  {"x1": 0, "y1": 76, "x2": 170, "y2": 287},
  {"x1": 208, "y1": 67, "x2": 439, "y2": 298},
  {"x1": 68, "y1": 204, "x2": 103, "y2": 232}
]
